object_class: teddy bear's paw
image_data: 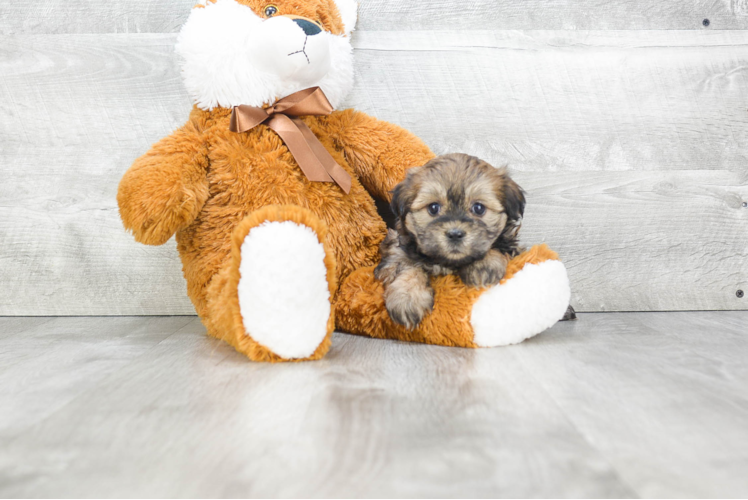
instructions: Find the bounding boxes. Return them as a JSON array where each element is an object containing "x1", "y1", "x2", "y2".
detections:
[
  {"x1": 470, "y1": 259, "x2": 571, "y2": 347},
  {"x1": 236, "y1": 220, "x2": 331, "y2": 360}
]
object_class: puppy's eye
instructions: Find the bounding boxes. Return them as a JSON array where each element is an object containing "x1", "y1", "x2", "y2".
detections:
[
  {"x1": 427, "y1": 202, "x2": 441, "y2": 216},
  {"x1": 264, "y1": 4, "x2": 278, "y2": 17},
  {"x1": 471, "y1": 202, "x2": 486, "y2": 216}
]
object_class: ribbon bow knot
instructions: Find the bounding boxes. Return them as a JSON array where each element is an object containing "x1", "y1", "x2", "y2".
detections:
[{"x1": 229, "y1": 87, "x2": 352, "y2": 194}]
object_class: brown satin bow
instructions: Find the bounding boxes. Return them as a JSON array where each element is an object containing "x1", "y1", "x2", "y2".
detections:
[{"x1": 229, "y1": 87, "x2": 352, "y2": 194}]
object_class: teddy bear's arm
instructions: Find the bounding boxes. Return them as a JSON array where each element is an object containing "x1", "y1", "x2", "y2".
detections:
[
  {"x1": 326, "y1": 109, "x2": 434, "y2": 201},
  {"x1": 117, "y1": 115, "x2": 209, "y2": 246}
]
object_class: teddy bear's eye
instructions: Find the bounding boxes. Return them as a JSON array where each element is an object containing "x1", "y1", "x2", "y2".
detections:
[{"x1": 264, "y1": 5, "x2": 278, "y2": 17}]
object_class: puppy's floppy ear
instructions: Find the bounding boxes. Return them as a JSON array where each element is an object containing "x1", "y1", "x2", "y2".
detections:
[
  {"x1": 390, "y1": 167, "x2": 422, "y2": 219},
  {"x1": 499, "y1": 169, "x2": 526, "y2": 223}
]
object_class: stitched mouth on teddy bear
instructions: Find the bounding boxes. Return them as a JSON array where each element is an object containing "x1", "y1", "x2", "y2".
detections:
[
  {"x1": 285, "y1": 17, "x2": 324, "y2": 64},
  {"x1": 250, "y1": 15, "x2": 332, "y2": 83},
  {"x1": 288, "y1": 35, "x2": 310, "y2": 64}
]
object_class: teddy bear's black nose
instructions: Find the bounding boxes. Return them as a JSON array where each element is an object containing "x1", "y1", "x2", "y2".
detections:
[{"x1": 293, "y1": 18, "x2": 322, "y2": 36}]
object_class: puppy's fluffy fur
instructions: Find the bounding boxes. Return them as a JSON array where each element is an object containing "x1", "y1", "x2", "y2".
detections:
[{"x1": 375, "y1": 153, "x2": 526, "y2": 328}]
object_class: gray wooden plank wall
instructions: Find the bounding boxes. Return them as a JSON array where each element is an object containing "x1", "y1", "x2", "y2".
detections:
[
  {"x1": 5, "y1": 0, "x2": 748, "y2": 33},
  {"x1": 1, "y1": 1, "x2": 747, "y2": 315}
]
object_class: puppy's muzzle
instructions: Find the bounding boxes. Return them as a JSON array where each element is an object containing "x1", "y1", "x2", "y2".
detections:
[{"x1": 445, "y1": 228, "x2": 466, "y2": 241}]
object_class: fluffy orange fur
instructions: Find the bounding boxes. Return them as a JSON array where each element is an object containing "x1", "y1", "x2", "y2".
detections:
[
  {"x1": 334, "y1": 244, "x2": 561, "y2": 348},
  {"x1": 118, "y1": 0, "x2": 564, "y2": 361},
  {"x1": 205, "y1": 205, "x2": 337, "y2": 362},
  {"x1": 118, "y1": 106, "x2": 435, "y2": 360}
]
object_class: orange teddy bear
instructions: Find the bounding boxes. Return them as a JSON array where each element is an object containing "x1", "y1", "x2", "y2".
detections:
[{"x1": 117, "y1": 0, "x2": 571, "y2": 362}]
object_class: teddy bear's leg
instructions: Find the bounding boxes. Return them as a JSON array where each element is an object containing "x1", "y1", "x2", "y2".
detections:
[
  {"x1": 204, "y1": 205, "x2": 337, "y2": 362},
  {"x1": 334, "y1": 244, "x2": 571, "y2": 348},
  {"x1": 468, "y1": 248, "x2": 571, "y2": 346}
]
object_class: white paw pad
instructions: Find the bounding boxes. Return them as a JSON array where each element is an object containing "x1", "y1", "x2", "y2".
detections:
[
  {"x1": 237, "y1": 221, "x2": 330, "y2": 359},
  {"x1": 470, "y1": 260, "x2": 571, "y2": 347}
]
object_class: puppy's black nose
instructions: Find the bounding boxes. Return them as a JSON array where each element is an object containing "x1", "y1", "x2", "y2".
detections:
[
  {"x1": 293, "y1": 18, "x2": 322, "y2": 36},
  {"x1": 446, "y1": 228, "x2": 466, "y2": 240}
]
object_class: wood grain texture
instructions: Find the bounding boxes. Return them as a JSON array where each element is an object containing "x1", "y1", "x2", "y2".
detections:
[
  {"x1": 0, "y1": 317, "x2": 55, "y2": 340},
  {"x1": 513, "y1": 312, "x2": 748, "y2": 497},
  {"x1": 3, "y1": 0, "x2": 748, "y2": 34},
  {"x1": 1, "y1": 313, "x2": 748, "y2": 497},
  {"x1": 0, "y1": 316, "x2": 194, "y2": 435},
  {"x1": 356, "y1": 0, "x2": 748, "y2": 31},
  {"x1": 1, "y1": 31, "x2": 747, "y2": 313},
  {"x1": 0, "y1": 34, "x2": 195, "y2": 315},
  {"x1": 519, "y1": 169, "x2": 748, "y2": 312},
  {"x1": 351, "y1": 30, "x2": 748, "y2": 173}
]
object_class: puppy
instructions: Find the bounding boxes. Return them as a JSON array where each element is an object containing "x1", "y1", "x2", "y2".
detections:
[{"x1": 375, "y1": 153, "x2": 526, "y2": 329}]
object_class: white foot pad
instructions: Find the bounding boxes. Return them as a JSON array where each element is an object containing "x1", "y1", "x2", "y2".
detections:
[
  {"x1": 237, "y1": 221, "x2": 330, "y2": 359},
  {"x1": 470, "y1": 260, "x2": 571, "y2": 347}
]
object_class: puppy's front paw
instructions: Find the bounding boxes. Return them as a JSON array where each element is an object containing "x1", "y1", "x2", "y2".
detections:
[
  {"x1": 383, "y1": 270, "x2": 434, "y2": 329},
  {"x1": 385, "y1": 292, "x2": 434, "y2": 329},
  {"x1": 459, "y1": 252, "x2": 509, "y2": 288}
]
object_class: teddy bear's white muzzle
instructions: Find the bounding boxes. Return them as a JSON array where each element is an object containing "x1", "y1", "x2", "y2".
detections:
[{"x1": 248, "y1": 16, "x2": 332, "y2": 87}]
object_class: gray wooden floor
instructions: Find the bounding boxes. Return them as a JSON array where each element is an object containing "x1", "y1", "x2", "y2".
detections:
[{"x1": 1, "y1": 313, "x2": 747, "y2": 498}]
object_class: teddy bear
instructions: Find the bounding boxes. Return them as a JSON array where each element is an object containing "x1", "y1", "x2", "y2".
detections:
[{"x1": 117, "y1": 0, "x2": 572, "y2": 362}]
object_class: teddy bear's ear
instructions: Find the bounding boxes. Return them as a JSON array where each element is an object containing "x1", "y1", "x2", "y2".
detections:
[{"x1": 333, "y1": 0, "x2": 357, "y2": 36}]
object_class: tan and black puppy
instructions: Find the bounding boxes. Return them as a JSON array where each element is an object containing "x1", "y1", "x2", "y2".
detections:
[{"x1": 375, "y1": 153, "x2": 526, "y2": 328}]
